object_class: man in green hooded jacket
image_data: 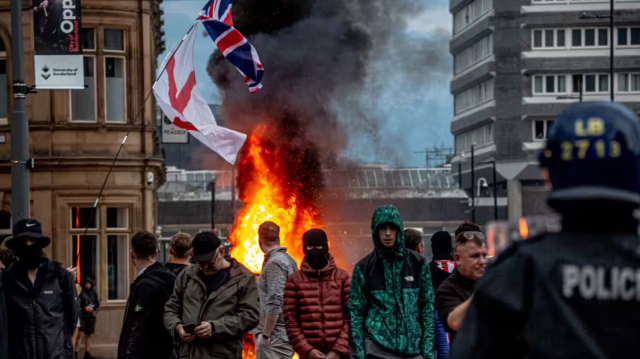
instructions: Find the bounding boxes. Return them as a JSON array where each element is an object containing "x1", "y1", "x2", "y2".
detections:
[{"x1": 348, "y1": 205, "x2": 435, "y2": 359}]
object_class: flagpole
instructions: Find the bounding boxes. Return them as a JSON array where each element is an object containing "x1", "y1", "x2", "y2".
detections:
[{"x1": 77, "y1": 22, "x2": 199, "y2": 252}]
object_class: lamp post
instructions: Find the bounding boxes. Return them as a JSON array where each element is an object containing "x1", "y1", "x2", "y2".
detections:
[
  {"x1": 482, "y1": 161, "x2": 498, "y2": 221},
  {"x1": 470, "y1": 144, "x2": 475, "y2": 223},
  {"x1": 10, "y1": 0, "x2": 31, "y2": 224},
  {"x1": 579, "y1": 2, "x2": 614, "y2": 102}
]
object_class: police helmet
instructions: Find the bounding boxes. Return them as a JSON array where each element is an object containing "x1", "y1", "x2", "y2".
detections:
[{"x1": 539, "y1": 102, "x2": 640, "y2": 206}]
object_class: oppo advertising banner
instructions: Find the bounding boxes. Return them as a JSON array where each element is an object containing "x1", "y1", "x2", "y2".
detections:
[{"x1": 33, "y1": 0, "x2": 84, "y2": 89}]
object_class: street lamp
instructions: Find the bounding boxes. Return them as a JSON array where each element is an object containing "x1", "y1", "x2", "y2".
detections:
[
  {"x1": 459, "y1": 144, "x2": 477, "y2": 223},
  {"x1": 481, "y1": 161, "x2": 498, "y2": 221},
  {"x1": 579, "y1": 2, "x2": 614, "y2": 102}
]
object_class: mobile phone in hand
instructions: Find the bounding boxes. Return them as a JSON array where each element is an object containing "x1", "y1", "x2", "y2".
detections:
[{"x1": 182, "y1": 324, "x2": 196, "y2": 334}]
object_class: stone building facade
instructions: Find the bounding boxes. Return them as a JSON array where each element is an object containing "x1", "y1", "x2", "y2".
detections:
[{"x1": 0, "y1": 1, "x2": 165, "y2": 356}]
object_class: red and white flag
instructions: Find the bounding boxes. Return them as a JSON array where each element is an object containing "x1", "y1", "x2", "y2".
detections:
[{"x1": 154, "y1": 25, "x2": 246, "y2": 165}]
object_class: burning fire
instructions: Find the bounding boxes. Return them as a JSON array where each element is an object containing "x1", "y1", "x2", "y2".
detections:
[
  {"x1": 230, "y1": 123, "x2": 323, "y2": 359},
  {"x1": 228, "y1": 124, "x2": 323, "y2": 273}
]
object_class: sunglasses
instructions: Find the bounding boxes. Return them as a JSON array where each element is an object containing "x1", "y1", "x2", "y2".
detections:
[{"x1": 455, "y1": 231, "x2": 485, "y2": 243}]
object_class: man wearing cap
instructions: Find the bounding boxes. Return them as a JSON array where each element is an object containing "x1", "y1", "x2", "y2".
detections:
[
  {"x1": 165, "y1": 231, "x2": 259, "y2": 359},
  {"x1": 117, "y1": 231, "x2": 175, "y2": 359},
  {"x1": 283, "y1": 229, "x2": 351, "y2": 359},
  {"x1": 3, "y1": 219, "x2": 79, "y2": 359},
  {"x1": 451, "y1": 103, "x2": 640, "y2": 358}
]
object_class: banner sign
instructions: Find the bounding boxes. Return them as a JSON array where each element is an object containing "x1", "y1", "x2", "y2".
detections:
[
  {"x1": 33, "y1": 0, "x2": 84, "y2": 89},
  {"x1": 162, "y1": 116, "x2": 189, "y2": 144}
]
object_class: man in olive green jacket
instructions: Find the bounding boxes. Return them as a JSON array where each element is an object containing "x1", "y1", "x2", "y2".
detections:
[{"x1": 165, "y1": 232, "x2": 260, "y2": 359}]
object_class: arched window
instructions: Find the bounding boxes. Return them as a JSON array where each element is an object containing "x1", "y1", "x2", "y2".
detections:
[{"x1": 0, "y1": 37, "x2": 7, "y2": 121}]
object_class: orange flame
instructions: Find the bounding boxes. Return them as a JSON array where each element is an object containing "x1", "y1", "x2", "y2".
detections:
[{"x1": 229, "y1": 125, "x2": 322, "y2": 273}]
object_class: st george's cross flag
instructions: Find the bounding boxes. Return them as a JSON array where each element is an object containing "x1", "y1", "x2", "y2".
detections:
[
  {"x1": 198, "y1": 0, "x2": 264, "y2": 93},
  {"x1": 153, "y1": 27, "x2": 247, "y2": 165}
]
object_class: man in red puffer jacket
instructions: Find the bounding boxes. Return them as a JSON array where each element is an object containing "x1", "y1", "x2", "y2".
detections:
[{"x1": 284, "y1": 229, "x2": 351, "y2": 359}]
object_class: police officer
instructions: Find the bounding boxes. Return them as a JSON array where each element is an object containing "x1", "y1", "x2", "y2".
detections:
[{"x1": 451, "y1": 102, "x2": 640, "y2": 358}]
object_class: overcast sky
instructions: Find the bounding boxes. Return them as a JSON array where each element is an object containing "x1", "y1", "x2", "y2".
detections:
[{"x1": 160, "y1": 0, "x2": 454, "y2": 168}]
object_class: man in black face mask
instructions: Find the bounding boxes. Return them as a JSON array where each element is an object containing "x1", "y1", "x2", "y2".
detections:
[
  {"x1": 3, "y1": 219, "x2": 79, "y2": 359},
  {"x1": 283, "y1": 229, "x2": 351, "y2": 359}
]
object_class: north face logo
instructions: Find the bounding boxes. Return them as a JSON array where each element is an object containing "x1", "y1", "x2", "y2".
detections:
[{"x1": 404, "y1": 276, "x2": 414, "y2": 282}]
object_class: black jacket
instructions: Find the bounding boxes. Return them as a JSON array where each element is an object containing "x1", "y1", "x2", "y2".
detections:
[
  {"x1": 0, "y1": 271, "x2": 8, "y2": 359},
  {"x1": 3, "y1": 259, "x2": 78, "y2": 359},
  {"x1": 79, "y1": 287, "x2": 100, "y2": 318},
  {"x1": 429, "y1": 257, "x2": 454, "y2": 291},
  {"x1": 118, "y1": 262, "x2": 176, "y2": 359},
  {"x1": 452, "y1": 231, "x2": 640, "y2": 359},
  {"x1": 165, "y1": 263, "x2": 188, "y2": 277}
]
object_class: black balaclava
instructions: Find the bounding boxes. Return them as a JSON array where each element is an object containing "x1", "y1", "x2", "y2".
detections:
[
  {"x1": 431, "y1": 231, "x2": 453, "y2": 260},
  {"x1": 303, "y1": 229, "x2": 329, "y2": 270},
  {"x1": 15, "y1": 243, "x2": 44, "y2": 270}
]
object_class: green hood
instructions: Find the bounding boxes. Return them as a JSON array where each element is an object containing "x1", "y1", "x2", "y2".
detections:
[{"x1": 371, "y1": 205, "x2": 405, "y2": 257}]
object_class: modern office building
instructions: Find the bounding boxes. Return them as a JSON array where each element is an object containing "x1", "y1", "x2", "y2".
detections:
[{"x1": 449, "y1": 0, "x2": 640, "y2": 221}]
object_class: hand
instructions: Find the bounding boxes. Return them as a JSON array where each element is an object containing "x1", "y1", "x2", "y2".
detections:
[
  {"x1": 85, "y1": 306, "x2": 93, "y2": 313},
  {"x1": 39, "y1": 0, "x2": 48, "y2": 8},
  {"x1": 177, "y1": 325, "x2": 196, "y2": 343},
  {"x1": 325, "y1": 351, "x2": 339, "y2": 359},
  {"x1": 66, "y1": 267, "x2": 78, "y2": 280},
  {"x1": 308, "y1": 349, "x2": 326, "y2": 359},
  {"x1": 195, "y1": 322, "x2": 212, "y2": 339},
  {"x1": 260, "y1": 334, "x2": 271, "y2": 346}
]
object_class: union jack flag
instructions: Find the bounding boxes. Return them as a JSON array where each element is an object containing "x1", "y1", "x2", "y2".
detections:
[{"x1": 198, "y1": 0, "x2": 264, "y2": 93}]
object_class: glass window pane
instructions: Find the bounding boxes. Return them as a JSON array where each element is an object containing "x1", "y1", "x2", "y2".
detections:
[
  {"x1": 72, "y1": 235, "x2": 98, "y2": 286},
  {"x1": 618, "y1": 28, "x2": 628, "y2": 46},
  {"x1": 618, "y1": 74, "x2": 629, "y2": 92},
  {"x1": 572, "y1": 29, "x2": 582, "y2": 46},
  {"x1": 631, "y1": 28, "x2": 640, "y2": 45},
  {"x1": 104, "y1": 29, "x2": 124, "y2": 51},
  {"x1": 107, "y1": 208, "x2": 128, "y2": 228},
  {"x1": 599, "y1": 75, "x2": 609, "y2": 92},
  {"x1": 0, "y1": 60, "x2": 6, "y2": 119},
  {"x1": 598, "y1": 29, "x2": 608, "y2": 46},
  {"x1": 81, "y1": 28, "x2": 95, "y2": 50},
  {"x1": 558, "y1": 76, "x2": 566, "y2": 93},
  {"x1": 557, "y1": 30, "x2": 565, "y2": 47},
  {"x1": 545, "y1": 30, "x2": 554, "y2": 47},
  {"x1": 72, "y1": 57, "x2": 96, "y2": 121},
  {"x1": 71, "y1": 207, "x2": 98, "y2": 229},
  {"x1": 546, "y1": 76, "x2": 555, "y2": 93},
  {"x1": 534, "y1": 76, "x2": 543, "y2": 93},
  {"x1": 107, "y1": 235, "x2": 128, "y2": 300},
  {"x1": 632, "y1": 75, "x2": 640, "y2": 92},
  {"x1": 535, "y1": 121, "x2": 545, "y2": 140},
  {"x1": 585, "y1": 75, "x2": 596, "y2": 92},
  {"x1": 573, "y1": 75, "x2": 582, "y2": 93},
  {"x1": 106, "y1": 57, "x2": 125, "y2": 122},
  {"x1": 585, "y1": 29, "x2": 595, "y2": 46},
  {"x1": 534, "y1": 30, "x2": 543, "y2": 48}
]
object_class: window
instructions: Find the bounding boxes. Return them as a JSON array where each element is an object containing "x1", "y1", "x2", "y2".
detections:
[
  {"x1": 455, "y1": 124, "x2": 493, "y2": 154},
  {"x1": 575, "y1": 74, "x2": 610, "y2": 94},
  {"x1": 454, "y1": 79, "x2": 494, "y2": 114},
  {"x1": 70, "y1": 206, "x2": 130, "y2": 301},
  {"x1": 532, "y1": 75, "x2": 568, "y2": 95},
  {"x1": 0, "y1": 37, "x2": 7, "y2": 121},
  {"x1": 618, "y1": 27, "x2": 640, "y2": 46},
  {"x1": 105, "y1": 57, "x2": 125, "y2": 122},
  {"x1": 532, "y1": 29, "x2": 566, "y2": 49},
  {"x1": 0, "y1": 211, "x2": 11, "y2": 243},
  {"x1": 454, "y1": 35, "x2": 493, "y2": 74},
  {"x1": 617, "y1": 73, "x2": 640, "y2": 93},
  {"x1": 453, "y1": 0, "x2": 493, "y2": 34},
  {"x1": 71, "y1": 57, "x2": 96, "y2": 121},
  {"x1": 570, "y1": 28, "x2": 609, "y2": 48},
  {"x1": 533, "y1": 120, "x2": 555, "y2": 141},
  {"x1": 71, "y1": 28, "x2": 127, "y2": 123}
]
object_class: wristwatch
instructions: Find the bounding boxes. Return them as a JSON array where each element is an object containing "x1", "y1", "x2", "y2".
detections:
[{"x1": 262, "y1": 333, "x2": 271, "y2": 339}]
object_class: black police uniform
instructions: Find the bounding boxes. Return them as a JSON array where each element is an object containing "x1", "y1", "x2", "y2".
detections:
[{"x1": 451, "y1": 102, "x2": 640, "y2": 359}]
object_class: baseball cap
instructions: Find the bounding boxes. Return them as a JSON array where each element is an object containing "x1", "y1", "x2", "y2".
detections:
[
  {"x1": 5, "y1": 219, "x2": 51, "y2": 251},
  {"x1": 190, "y1": 232, "x2": 222, "y2": 263}
]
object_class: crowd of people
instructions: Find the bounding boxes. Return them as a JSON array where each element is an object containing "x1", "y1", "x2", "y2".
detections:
[{"x1": 1, "y1": 102, "x2": 640, "y2": 359}]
